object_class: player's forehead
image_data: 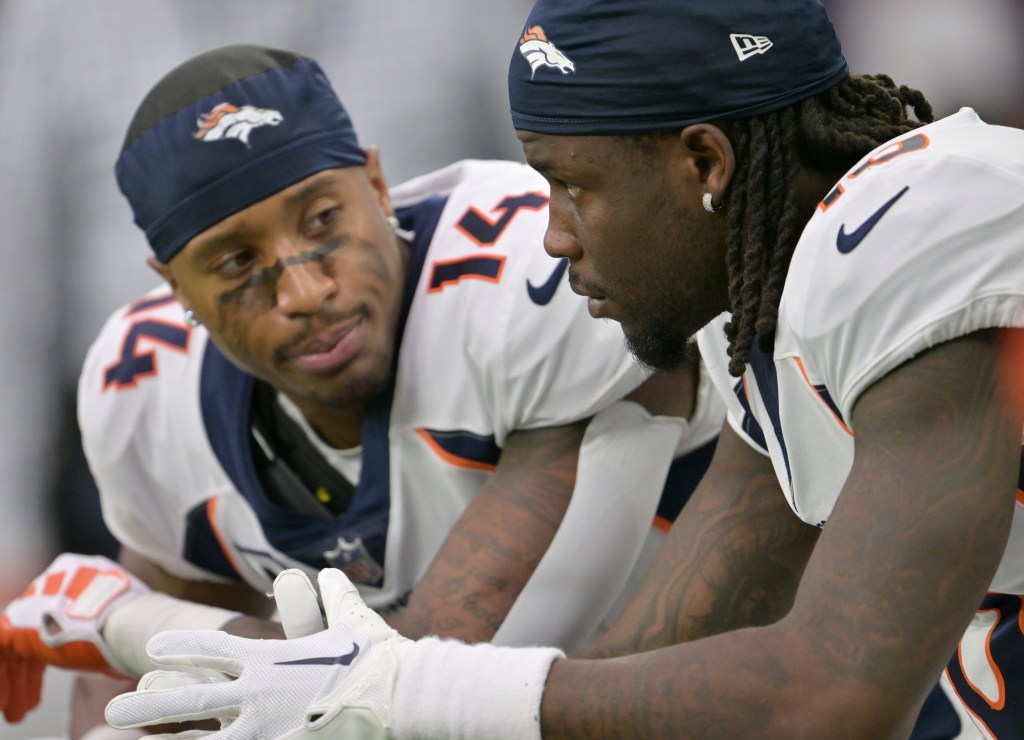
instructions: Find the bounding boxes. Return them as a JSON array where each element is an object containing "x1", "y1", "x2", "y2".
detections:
[
  {"x1": 518, "y1": 130, "x2": 636, "y2": 181},
  {"x1": 178, "y1": 167, "x2": 361, "y2": 260}
]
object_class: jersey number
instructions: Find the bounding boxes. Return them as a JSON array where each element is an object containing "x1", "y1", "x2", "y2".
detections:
[
  {"x1": 819, "y1": 133, "x2": 929, "y2": 211},
  {"x1": 103, "y1": 319, "x2": 191, "y2": 390},
  {"x1": 427, "y1": 192, "x2": 549, "y2": 292}
]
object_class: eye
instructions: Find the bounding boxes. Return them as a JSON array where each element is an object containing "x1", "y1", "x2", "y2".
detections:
[
  {"x1": 304, "y1": 204, "x2": 341, "y2": 236},
  {"x1": 209, "y1": 249, "x2": 257, "y2": 278}
]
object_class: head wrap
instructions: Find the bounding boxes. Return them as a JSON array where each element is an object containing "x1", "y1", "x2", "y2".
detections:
[
  {"x1": 115, "y1": 45, "x2": 367, "y2": 263},
  {"x1": 508, "y1": 0, "x2": 848, "y2": 135}
]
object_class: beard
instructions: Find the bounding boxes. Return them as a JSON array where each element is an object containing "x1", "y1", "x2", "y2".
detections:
[{"x1": 623, "y1": 321, "x2": 694, "y2": 371}]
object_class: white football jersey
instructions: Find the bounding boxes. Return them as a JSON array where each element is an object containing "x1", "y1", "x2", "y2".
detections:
[
  {"x1": 697, "y1": 109, "x2": 1024, "y2": 735},
  {"x1": 79, "y1": 160, "x2": 653, "y2": 617}
]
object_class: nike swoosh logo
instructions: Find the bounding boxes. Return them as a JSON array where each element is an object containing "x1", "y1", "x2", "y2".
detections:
[
  {"x1": 526, "y1": 258, "x2": 569, "y2": 305},
  {"x1": 275, "y1": 643, "x2": 360, "y2": 666},
  {"x1": 836, "y1": 185, "x2": 910, "y2": 254}
]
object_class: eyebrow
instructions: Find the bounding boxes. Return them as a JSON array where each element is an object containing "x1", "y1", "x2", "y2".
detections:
[
  {"x1": 281, "y1": 171, "x2": 338, "y2": 210},
  {"x1": 185, "y1": 172, "x2": 343, "y2": 266},
  {"x1": 186, "y1": 227, "x2": 256, "y2": 267}
]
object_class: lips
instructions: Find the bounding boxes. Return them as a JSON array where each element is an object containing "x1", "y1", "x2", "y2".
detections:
[
  {"x1": 569, "y1": 276, "x2": 611, "y2": 319},
  {"x1": 286, "y1": 314, "x2": 365, "y2": 374}
]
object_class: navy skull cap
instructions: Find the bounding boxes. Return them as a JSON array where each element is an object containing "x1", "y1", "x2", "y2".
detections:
[
  {"x1": 115, "y1": 44, "x2": 367, "y2": 264},
  {"x1": 508, "y1": 0, "x2": 849, "y2": 135}
]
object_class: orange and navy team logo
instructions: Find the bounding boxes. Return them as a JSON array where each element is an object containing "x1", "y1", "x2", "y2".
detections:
[
  {"x1": 518, "y1": 25, "x2": 575, "y2": 79},
  {"x1": 194, "y1": 102, "x2": 283, "y2": 147}
]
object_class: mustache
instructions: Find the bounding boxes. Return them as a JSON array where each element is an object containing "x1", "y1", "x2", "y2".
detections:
[
  {"x1": 277, "y1": 307, "x2": 366, "y2": 359},
  {"x1": 567, "y1": 264, "x2": 605, "y2": 297}
]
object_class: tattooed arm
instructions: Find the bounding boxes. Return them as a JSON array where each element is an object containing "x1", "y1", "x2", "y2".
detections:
[
  {"x1": 541, "y1": 330, "x2": 1023, "y2": 738},
  {"x1": 385, "y1": 420, "x2": 589, "y2": 640},
  {"x1": 577, "y1": 418, "x2": 818, "y2": 660}
]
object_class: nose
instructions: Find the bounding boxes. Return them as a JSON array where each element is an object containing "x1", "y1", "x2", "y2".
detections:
[
  {"x1": 543, "y1": 202, "x2": 583, "y2": 261},
  {"x1": 274, "y1": 244, "x2": 337, "y2": 316}
]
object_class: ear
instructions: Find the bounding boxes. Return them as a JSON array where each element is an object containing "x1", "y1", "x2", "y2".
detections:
[
  {"x1": 677, "y1": 123, "x2": 735, "y2": 208},
  {"x1": 362, "y1": 146, "x2": 395, "y2": 219},
  {"x1": 147, "y1": 256, "x2": 189, "y2": 309}
]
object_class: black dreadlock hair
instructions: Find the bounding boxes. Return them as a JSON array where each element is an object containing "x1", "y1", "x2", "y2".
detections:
[{"x1": 722, "y1": 73, "x2": 933, "y2": 376}]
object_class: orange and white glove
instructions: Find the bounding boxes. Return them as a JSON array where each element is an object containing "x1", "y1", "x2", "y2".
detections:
[{"x1": 0, "y1": 552, "x2": 149, "y2": 722}]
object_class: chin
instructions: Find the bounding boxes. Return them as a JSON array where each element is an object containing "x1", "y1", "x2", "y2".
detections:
[{"x1": 624, "y1": 328, "x2": 692, "y2": 372}]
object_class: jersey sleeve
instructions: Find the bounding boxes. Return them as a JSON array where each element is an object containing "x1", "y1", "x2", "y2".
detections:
[
  {"x1": 404, "y1": 159, "x2": 651, "y2": 444},
  {"x1": 782, "y1": 127, "x2": 1024, "y2": 421},
  {"x1": 77, "y1": 289, "x2": 232, "y2": 581}
]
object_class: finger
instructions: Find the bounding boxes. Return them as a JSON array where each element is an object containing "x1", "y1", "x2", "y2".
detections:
[
  {"x1": 318, "y1": 569, "x2": 388, "y2": 632},
  {"x1": 105, "y1": 680, "x2": 242, "y2": 729},
  {"x1": 139, "y1": 669, "x2": 229, "y2": 691},
  {"x1": 3, "y1": 657, "x2": 42, "y2": 723},
  {"x1": 273, "y1": 569, "x2": 324, "y2": 639},
  {"x1": 144, "y1": 630, "x2": 245, "y2": 674}
]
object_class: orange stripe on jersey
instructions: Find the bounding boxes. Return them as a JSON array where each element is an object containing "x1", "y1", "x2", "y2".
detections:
[
  {"x1": 957, "y1": 607, "x2": 1007, "y2": 711},
  {"x1": 206, "y1": 497, "x2": 244, "y2": 575},
  {"x1": 652, "y1": 514, "x2": 672, "y2": 533},
  {"x1": 415, "y1": 428, "x2": 497, "y2": 471},
  {"x1": 793, "y1": 356, "x2": 852, "y2": 436},
  {"x1": 1017, "y1": 489, "x2": 1024, "y2": 506}
]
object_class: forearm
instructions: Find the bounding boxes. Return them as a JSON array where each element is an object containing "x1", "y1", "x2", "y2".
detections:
[
  {"x1": 101, "y1": 592, "x2": 245, "y2": 676},
  {"x1": 576, "y1": 426, "x2": 817, "y2": 659},
  {"x1": 492, "y1": 401, "x2": 686, "y2": 650},
  {"x1": 386, "y1": 422, "x2": 588, "y2": 642},
  {"x1": 544, "y1": 622, "x2": 920, "y2": 739}
]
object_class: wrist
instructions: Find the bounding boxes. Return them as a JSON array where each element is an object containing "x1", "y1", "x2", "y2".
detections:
[
  {"x1": 391, "y1": 637, "x2": 563, "y2": 740},
  {"x1": 102, "y1": 592, "x2": 242, "y2": 676}
]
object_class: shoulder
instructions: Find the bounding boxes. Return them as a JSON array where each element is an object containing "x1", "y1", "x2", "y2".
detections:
[
  {"x1": 78, "y1": 286, "x2": 210, "y2": 462},
  {"x1": 780, "y1": 110, "x2": 1024, "y2": 416},
  {"x1": 394, "y1": 161, "x2": 648, "y2": 432}
]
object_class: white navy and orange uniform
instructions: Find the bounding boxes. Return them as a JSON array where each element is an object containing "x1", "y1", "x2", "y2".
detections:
[
  {"x1": 79, "y1": 158, "x2": 720, "y2": 623},
  {"x1": 698, "y1": 108, "x2": 1024, "y2": 738}
]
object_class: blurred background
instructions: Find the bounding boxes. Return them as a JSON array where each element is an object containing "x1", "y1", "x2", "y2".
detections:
[{"x1": 0, "y1": 0, "x2": 1021, "y2": 737}]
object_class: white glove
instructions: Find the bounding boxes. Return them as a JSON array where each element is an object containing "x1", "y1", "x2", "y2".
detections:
[
  {"x1": 105, "y1": 569, "x2": 410, "y2": 739},
  {"x1": 272, "y1": 568, "x2": 326, "y2": 639}
]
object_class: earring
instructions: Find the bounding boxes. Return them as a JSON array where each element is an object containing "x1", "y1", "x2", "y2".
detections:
[
  {"x1": 184, "y1": 310, "x2": 200, "y2": 327},
  {"x1": 702, "y1": 192, "x2": 723, "y2": 213},
  {"x1": 387, "y1": 215, "x2": 400, "y2": 231}
]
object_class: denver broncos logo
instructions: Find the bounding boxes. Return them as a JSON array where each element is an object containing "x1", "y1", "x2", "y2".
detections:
[
  {"x1": 518, "y1": 25, "x2": 575, "y2": 79},
  {"x1": 194, "y1": 102, "x2": 283, "y2": 147}
]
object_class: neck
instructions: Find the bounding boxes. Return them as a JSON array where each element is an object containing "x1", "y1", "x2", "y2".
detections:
[{"x1": 288, "y1": 396, "x2": 366, "y2": 449}]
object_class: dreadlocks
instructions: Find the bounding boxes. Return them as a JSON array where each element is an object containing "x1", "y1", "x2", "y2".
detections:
[{"x1": 722, "y1": 73, "x2": 934, "y2": 376}]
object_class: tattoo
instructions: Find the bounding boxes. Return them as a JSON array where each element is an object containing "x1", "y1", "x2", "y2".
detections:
[
  {"x1": 389, "y1": 422, "x2": 587, "y2": 642},
  {"x1": 804, "y1": 332, "x2": 1016, "y2": 692},
  {"x1": 608, "y1": 463, "x2": 817, "y2": 656}
]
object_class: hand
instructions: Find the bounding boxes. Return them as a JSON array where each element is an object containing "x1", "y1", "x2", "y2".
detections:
[
  {"x1": 0, "y1": 552, "x2": 150, "y2": 722},
  {"x1": 105, "y1": 569, "x2": 412, "y2": 739}
]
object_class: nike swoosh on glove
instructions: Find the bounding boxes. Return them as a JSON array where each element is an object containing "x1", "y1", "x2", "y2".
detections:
[
  {"x1": 105, "y1": 569, "x2": 411, "y2": 739},
  {"x1": 0, "y1": 552, "x2": 151, "y2": 722}
]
